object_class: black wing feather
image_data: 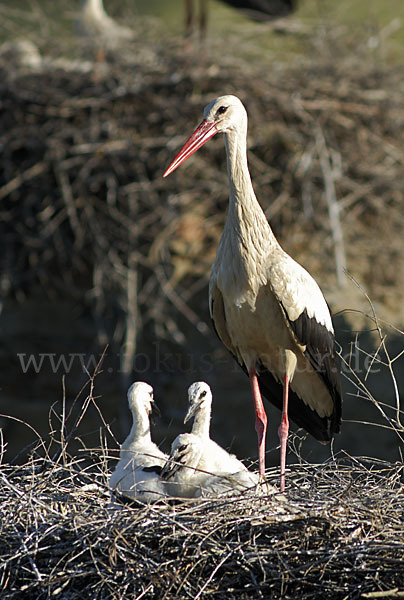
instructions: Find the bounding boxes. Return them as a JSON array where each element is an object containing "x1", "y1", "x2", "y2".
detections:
[
  {"x1": 160, "y1": 444, "x2": 188, "y2": 480},
  {"x1": 286, "y1": 307, "x2": 342, "y2": 435},
  {"x1": 142, "y1": 465, "x2": 163, "y2": 475},
  {"x1": 211, "y1": 295, "x2": 341, "y2": 442},
  {"x1": 239, "y1": 360, "x2": 334, "y2": 441}
]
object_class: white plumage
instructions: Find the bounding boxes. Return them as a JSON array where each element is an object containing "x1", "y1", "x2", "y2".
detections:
[
  {"x1": 77, "y1": 0, "x2": 134, "y2": 47},
  {"x1": 193, "y1": 470, "x2": 261, "y2": 498},
  {"x1": 109, "y1": 382, "x2": 168, "y2": 503},
  {"x1": 163, "y1": 95, "x2": 342, "y2": 492},
  {"x1": 161, "y1": 382, "x2": 256, "y2": 498}
]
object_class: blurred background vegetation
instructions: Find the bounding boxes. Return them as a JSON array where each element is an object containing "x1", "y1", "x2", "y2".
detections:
[{"x1": 0, "y1": 0, "x2": 403, "y2": 467}]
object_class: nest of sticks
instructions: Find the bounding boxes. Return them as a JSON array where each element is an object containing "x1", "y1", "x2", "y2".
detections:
[
  {"x1": 0, "y1": 360, "x2": 402, "y2": 599},
  {"x1": 0, "y1": 440, "x2": 403, "y2": 600},
  {"x1": 0, "y1": 356, "x2": 402, "y2": 600}
]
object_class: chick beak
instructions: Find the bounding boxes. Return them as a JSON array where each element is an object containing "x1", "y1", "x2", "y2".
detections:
[
  {"x1": 184, "y1": 401, "x2": 200, "y2": 424},
  {"x1": 150, "y1": 401, "x2": 161, "y2": 425}
]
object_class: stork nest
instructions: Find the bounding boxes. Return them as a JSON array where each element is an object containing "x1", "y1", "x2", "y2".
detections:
[{"x1": 0, "y1": 443, "x2": 403, "y2": 600}]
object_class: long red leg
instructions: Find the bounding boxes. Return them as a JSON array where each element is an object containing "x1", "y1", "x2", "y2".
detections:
[
  {"x1": 249, "y1": 366, "x2": 267, "y2": 477},
  {"x1": 278, "y1": 373, "x2": 290, "y2": 492}
]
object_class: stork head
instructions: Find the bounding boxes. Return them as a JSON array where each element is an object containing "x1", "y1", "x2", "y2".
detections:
[
  {"x1": 163, "y1": 95, "x2": 247, "y2": 177},
  {"x1": 202, "y1": 95, "x2": 247, "y2": 133},
  {"x1": 127, "y1": 381, "x2": 160, "y2": 420},
  {"x1": 184, "y1": 381, "x2": 212, "y2": 424}
]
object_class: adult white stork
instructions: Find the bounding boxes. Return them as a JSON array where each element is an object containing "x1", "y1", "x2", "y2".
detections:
[
  {"x1": 163, "y1": 95, "x2": 342, "y2": 492},
  {"x1": 77, "y1": 0, "x2": 134, "y2": 49},
  {"x1": 161, "y1": 382, "x2": 257, "y2": 498},
  {"x1": 109, "y1": 382, "x2": 168, "y2": 503}
]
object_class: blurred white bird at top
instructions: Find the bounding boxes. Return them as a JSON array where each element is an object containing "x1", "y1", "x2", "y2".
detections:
[{"x1": 76, "y1": 0, "x2": 134, "y2": 49}]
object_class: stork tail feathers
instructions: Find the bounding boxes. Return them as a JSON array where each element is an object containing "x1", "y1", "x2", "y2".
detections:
[{"x1": 255, "y1": 363, "x2": 339, "y2": 442}]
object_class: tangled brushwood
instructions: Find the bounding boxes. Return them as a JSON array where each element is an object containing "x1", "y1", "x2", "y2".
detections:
[{"x1": 0, "y1": 446, "x2": 403, "y2": 599}]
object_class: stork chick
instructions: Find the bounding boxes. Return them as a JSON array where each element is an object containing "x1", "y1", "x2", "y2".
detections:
[
  {"x1": 161, "y1": 382, "x2": 256, "y2": 498},
  {"x1": 109, "y1": 382, "x2": 168, "y2": 503}
]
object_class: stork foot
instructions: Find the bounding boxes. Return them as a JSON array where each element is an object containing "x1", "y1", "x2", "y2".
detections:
[{"x1": 251, "y1": 473, "x2": 276, "y2": 497}]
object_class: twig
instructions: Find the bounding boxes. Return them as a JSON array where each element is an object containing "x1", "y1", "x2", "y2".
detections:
[
  {"x1": 0, "y1": 162, "x2": 47, "y2": 201},
  {"x1": 362, "y1": 590, "x2": 404, "y2": 599},
  {"x1": 315, "y1": 125, "x2": 346, "y2": 288}
]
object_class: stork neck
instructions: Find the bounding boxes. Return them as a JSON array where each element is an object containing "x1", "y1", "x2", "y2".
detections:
[
  {"x1": 192, "y1": 403, "x2": 211, "y2": 439},
  {"x1": 128, "y1": 406, "x2": 151, "y2": 443},
  {"x1": 224, "y1": 129, "x2": 273, "y2": 243}
]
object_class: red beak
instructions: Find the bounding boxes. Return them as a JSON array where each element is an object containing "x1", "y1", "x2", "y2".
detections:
[{"x1": 163, "y1": 120, "x2": 218, "y2": 178}]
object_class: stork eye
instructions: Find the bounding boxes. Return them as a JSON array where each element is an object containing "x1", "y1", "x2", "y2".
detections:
[
  {"x1": 216, "y1": 106, "x2": 228, "y2": 116},
  {"x1": 199, "y1": 390, "x2": 207, "y2": 399}
]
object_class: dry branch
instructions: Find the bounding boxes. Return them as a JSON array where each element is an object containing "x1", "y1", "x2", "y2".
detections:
[{"x1": 315, "y1": 125, "x2": 347, "y2": 288}]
